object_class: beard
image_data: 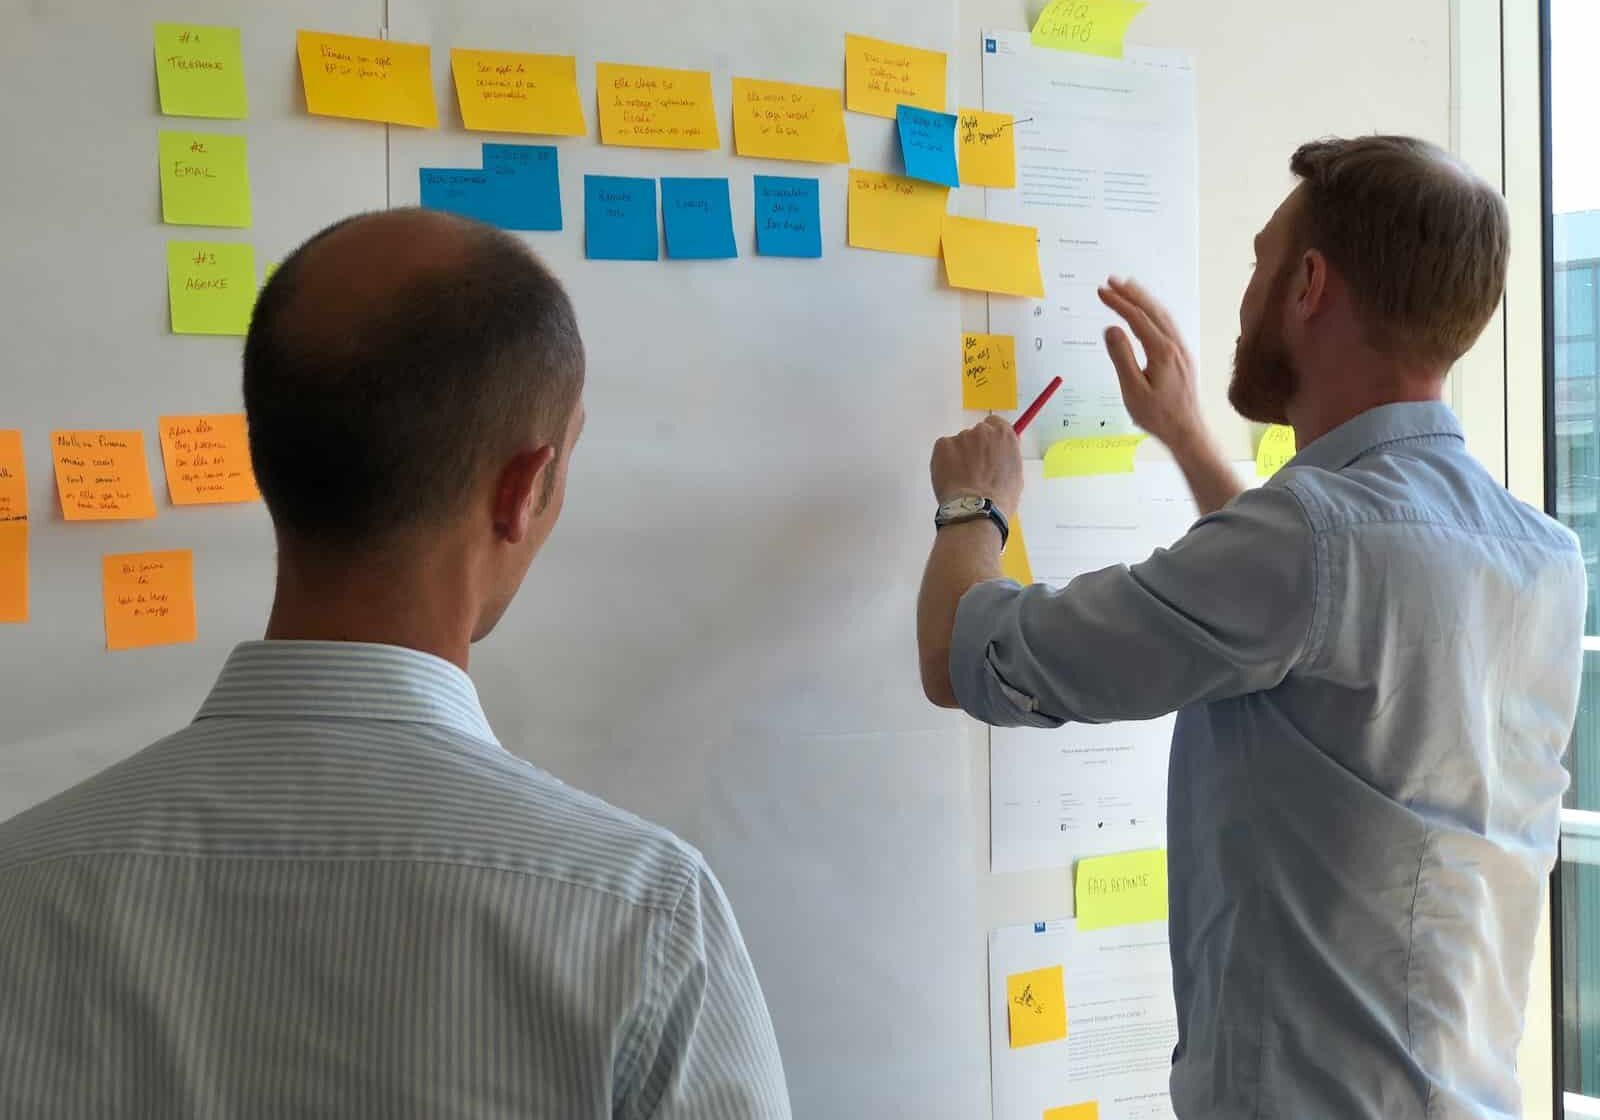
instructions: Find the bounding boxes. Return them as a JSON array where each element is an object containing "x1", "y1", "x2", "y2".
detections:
[{"x1": 1227, "y1": 265, "x2": 1301, "y2": 425}]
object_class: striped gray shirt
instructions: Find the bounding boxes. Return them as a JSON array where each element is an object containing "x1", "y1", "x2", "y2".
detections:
[{"x1": 0, "y1": 641, "x2": 791, "y2": 1119}]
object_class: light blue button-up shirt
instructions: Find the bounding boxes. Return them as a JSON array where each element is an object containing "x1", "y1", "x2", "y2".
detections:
[
  {"x1": 0, "y1": 641, "x2": 791, "y2": 1119},
  {"x1": 952, "y1": 403, "x2": 1585, "y2": 1118}
]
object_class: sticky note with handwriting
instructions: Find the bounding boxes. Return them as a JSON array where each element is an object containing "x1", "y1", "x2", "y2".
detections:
[
  {"x1": 957, "y1": 109, "x2": 1016, "y2": 188},
  {"x1": 1007, "y1": 964, "x2": 1067, "y2": 1048},
  {"x1": 847, "y1": 170, "x2": 948, "y2": 258},
  {"x1": 897, "y1": 105, "x2": 960, "y2": 188},
  {"x1": 158, "y1": 130, "x2": 251, "y2": 228},
  {"x1": 844, "y1": 33, "x2": 946, "y2": 118},
  {"x1": 1032, "y1": 0, "x2": 1147, "y2": 57},
  {"x1": 167, "y1": 241, "x2": 257, "y2": 336},
  {"x1": 1075, "y1": 849, "x2": 1168, "y2": 931},
  {"x1": 962, "y1": 333, "x2": 1018, "y2": 411},
  {"x1": 154, "y1": 23, "x2": 248, "y2": 119},
  {"x1": 421, "y1": 146, "x2": 562, "y2": 233},
  {"x1": 1000, "y1": 514, "x2": 1033, "y2": 586},
  {"x1": 595, "y1": 63, "x2": 719, "y2": 151},
  {"x1": 450, "y1": 49, "x2": 586, "y2": 136},
  {"x1": 584, "y1": 176, "x2": 659, "y2": 261},
  {"x1": 754, "y1": 176, "x2": 822, "y2": 259},
  {"x1": 1044, "y1": 1104, "x2": 1101, "y2": 1120},
  {"x1": 661, "y1": 178, "x2": 737, "y2": 260},
  {"x1": 158, "y1": 414, "x2": 260, "y2": 506},
  {"x1": 0, "y1": 521, "x2": 25, "y2": 624},
  {"x1": 0, "y1": 430, "x2": 28, "y2": 522},
  {"x1": 297, "y1": 30, "x2": 437, "y2": 128},
  {"x1": 51, "y1": 431, "x2": 157, "y2": 521},
  {"x1": 1256, "y1": 424, "x2": 1297, "y2": 477},
  {"x1": 731, "y1": 78, "x2": 849, "y2": 164},
  {"x1": 1042, "y1": 434, "x2": 1145, "y2": 479},
  {"x1": 941, "y1": 215, "x2": 1044, "y2": 297},
  {"x1": 102, "y1": 549, "x2": 197, "y2": 651}
]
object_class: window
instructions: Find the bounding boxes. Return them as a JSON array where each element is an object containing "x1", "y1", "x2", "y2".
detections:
[{"x1": 1551, "y1": 0, "x2": 1600, "y2": 1108}]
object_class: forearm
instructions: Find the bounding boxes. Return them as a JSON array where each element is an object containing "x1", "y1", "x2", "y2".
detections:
[
  {"x1": 917, "y1": 520, "x2": 1004, "y2": 708},
  {"x1": 1168, "y1": 424, "x2": 1244, "y2": 516}
]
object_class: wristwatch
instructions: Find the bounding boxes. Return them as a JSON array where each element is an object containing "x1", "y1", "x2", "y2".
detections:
[{"x1": 935, "y1": 495, "x2": 1009, "y2": 549}]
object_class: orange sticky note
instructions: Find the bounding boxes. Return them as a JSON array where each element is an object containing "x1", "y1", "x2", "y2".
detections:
[
  {"x1": 158, "y1": 414, "x2": 261, "y2": 506},
  {"x1": 844, "y1": 33, "x2": 946, "y2": 118},
  {"x1": 1007, "y1": 964, "x2": 1068, "y2": 1048},
  {"x1": 1000, "y1": 515, "x2": 1033, "y2": 585},
  {"x1": 297, "y1": 30, "x2": 438, "y2": 128},
  {"x1": 102, "y1": 549, "x2": 197, "y2": 651},
  {"x1": 1044, "y1": 1104, "x2": 1100, "y2": 1120},
  {"x1": 51, "y1": 431, "x2": 158, "y2": 521},
  {"x1": 450, "y1": 49, "x2": 586, "y2": 136},
  {"x1": 963, "y1": 332, "x2": 1018, "y2": 411},
  {"x1": 0, "y1": 521, "x2": 26, "y2": 624},
  {"x1": 957, "y1": 109, "x2": 1016, "y2": 188},
  {"x1": 731, "y1": 77, "x2": 850, "y2": 164},
  {"x1": 847, "y1": 169, "x2": 949, "y2": 257},
  {"x1": 595, "y1": 63, "x2": 720, "y2": 150},
  {"x1": 0, "y1": 430, "x2": 27, "y2": 521},
  {"x1": 941, "y1": 215, "x2": 1045, "y2": 297}
]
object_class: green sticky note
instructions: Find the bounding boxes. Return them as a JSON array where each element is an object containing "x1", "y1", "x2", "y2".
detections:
[
  {"x1": 159, "y1": 131, "x2": 251, "y2": 228},
  {"x1": 1074, "y1": 849, "x2": 1168, "y2": 932},
  {"x1": 167, "y1": 241, "x2": 257, "y2": 336},
  {"x1": 154, "y1": 23, "x2": 248, "y2": 119}
]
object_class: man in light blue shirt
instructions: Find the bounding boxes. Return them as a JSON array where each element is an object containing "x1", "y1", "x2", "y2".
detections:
[
  {"x1": 0, "y1": 211, "x2": 790, "y2": 1118},
  {"x1": 919, "y1": 136, "x2": 1586, "y2": 1117}
]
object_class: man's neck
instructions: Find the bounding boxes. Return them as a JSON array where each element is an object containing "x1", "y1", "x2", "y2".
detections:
[{"x1": 1288, "y1": 365, "x2": 1447, "y2": 450}]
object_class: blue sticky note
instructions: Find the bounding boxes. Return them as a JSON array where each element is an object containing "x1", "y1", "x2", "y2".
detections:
[
  {"x1": 584, "y1": 175, "x2": 659, "y2": 261},
  {"x1": 660, "y1": 177, "x2": 738, "y2": 261},
  {"x1": 896, "y1": 104, "x2": 960, "y2": 188},
  {"x1": 480, "y1": 143, "x2": 562, "y2": 231},
  {"x1": 420, "y1": 168, "x2": 498, "y2": 223},
  {"x1": 753, "y1": 176, "x2": 822, "y2": 259}
]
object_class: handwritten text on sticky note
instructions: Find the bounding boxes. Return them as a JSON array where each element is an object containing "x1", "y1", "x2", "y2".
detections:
[
  {"x1": 167, "y1": 241, "x2": 257, "y2": 336},
  {"x1": 847, "y1": 169, "x2": 948, "y2": 258},
  {"x1": 897, "y1": 105, "x2": 960, "y2": 187},
  {"x1": 1032, "y1": 0, "x2": 1146, "y2": 57},
  {"x1": 1042, "y1": 435, "x2": 1146, "y2": 479},
  {"x1": 158, "y1": 414, "x2": 260, "y2": 506},
  {"x1": 450, "y1": 49, "x2": 586, "y2": 136},
  {"x1": 158, "y1": 130, "x2": 251, "y2": 228},
  {"x1": 845, "y1": 34, "x2": 946, "y2": 119},
  {"x1": 51, "y1": 431, "x2": 157, "y2": 521},
  {"x1": 297, "y1": 30, "x2": 438, "y2": 128},
  {"x1": 963, "y1": 332, "x2": 1018, "y2": 411},
  {"x1": 0, "y1": 430, "x2": 27, "y2": 522},
  {"x1": 154, "y1": 23, "x2": 248, "y2": 119},
  {"x1": 941, "y1": 215, "x2": 1044, "y2": 297},
  {"x1": 1007, "y1": 964, "x2": 1068, "y2": 1048},
  {"x1": 1075, "y1": 849, "x2": 1168, "y2": 931},
  {"x1": 1256, "y1": 425, "x2": 1297, "y2": 477},
  {"x1": 584, "y1": 175, "x2": 659, "y2": 261},
  {"x1": 958, "y1": 109, "x2": 1016, "y2": 188},
  {"x1": 754, "y1": 176, "x2": 822, "y2": 259},
  {"x1": 102, "y1": 550, "x2": 197, "y2": 651},
  {"x1": 595, "y1": 63, "x2": 719, "y2": 151},
  {"x1": 731, "y1": 77, "x2": 849, "y2": 164}
]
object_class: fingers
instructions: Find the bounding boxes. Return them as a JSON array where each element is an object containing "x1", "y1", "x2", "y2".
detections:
[
  {"x1": 1097, "y1": 283, "x2": 1169, "y2": 362},
  {"x1": 1106, "y1": 276, "x2": 1183, "y2": 343},
  {"x1": 1103, "y1": 325, "x2": 1145, "y2": 396}
]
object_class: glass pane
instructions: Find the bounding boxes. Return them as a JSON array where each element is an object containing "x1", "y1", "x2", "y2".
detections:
[{"x1": 1570, "y1": 268, "x2": 1598, "y2": 340}]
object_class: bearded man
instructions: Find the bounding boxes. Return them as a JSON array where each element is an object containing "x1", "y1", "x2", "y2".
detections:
[{"x1": 915, "y1": 136, "x2": 1585, "y2": 1119}]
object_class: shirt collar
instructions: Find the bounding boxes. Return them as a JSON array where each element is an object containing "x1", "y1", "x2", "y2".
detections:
[
  {"x1": 1286, "y1": 401, "x2": 1465, "y2": 473},
  {"x1": 195, "y1": 640, "x2": 501, "y2": 748}
]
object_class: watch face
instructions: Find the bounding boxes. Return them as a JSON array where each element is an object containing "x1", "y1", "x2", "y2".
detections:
[{"x1": 941, "y1": 495, "x2": 987, "y2": 518}]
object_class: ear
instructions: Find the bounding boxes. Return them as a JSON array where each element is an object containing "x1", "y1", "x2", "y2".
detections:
[
  {"x1": 1296, "y1": 248, "x2": 1329, "y2": 320},
  {"x1": 491, "y1": 446, "x2": 556, "y2": 545}
]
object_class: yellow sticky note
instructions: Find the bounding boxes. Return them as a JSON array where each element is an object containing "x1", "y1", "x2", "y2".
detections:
[
  {"x1": 1031, "y1": 0, "x2": 1147, "y2": 58},
  {"x1": 450, "y1": 49, "x2": 586, "y2": 136},
  {"x1": 154, "y1": 23, "x2": 248, "y2": 119},
  {"x1": 847, "y1": 170, "x2": 949, "y2": 258},
  {"x1": 1075, "y1": 849, "x2": 1168, "y2": 931},
  {"x1": 1043, "y1": 435, "x2": 1145, "y2": 479},
  {"x1": 957, "y1": 109, "x2": 1016, "y2": 188},
  {"x1": 1256, "y1": 424, "x2": 1297, "y2": 477},
  {"x1": 158, "y1": 131, "x2": 251, "y2": 228},
  {"x1": 0, "y1": 521, "x2": 26, "y2": 625},
  {"x1": 158, "y1": 414, "x2": 261, "y2": 506},
  {"x1": 595, "y1": 63, "x2": 720, "y2": 151},
  {"x1": 1000, "y1": 515, "x2": 1033, "y2": 585},
  {"x1": 297, "y1": 30, "x2": 438, "y2": 128},
  {"x1": 51, "y1": 431, "x2": 158, "y2": 522},
  {"x1": 1044, "y1": 1104, "x2": 1100, "y2": 1120},
  {"x1": 732, "y1": 78, "x2": 850, "y2": 164},
  {"x1": 963, "y1": 333, "x2": 1018, "y2": 411},
  {"x1": 942, "y1": 216, "x2": 1044, "y2": 298},
  {"x1": 845, "y1": 33, "x2": 946, "y2": 118},
  {"x1": 1007, "y1": 965, "x2": 1068, "y2": 1048},
  {"x1": 102, "y1": 550, "x2": 197, "y2": 652},
  {"x1": 167, "y1": 241, "x2": 257, "y2": 336},
  {"x1": 0, "y1": 430, "x2": 27, "y2": 522}
]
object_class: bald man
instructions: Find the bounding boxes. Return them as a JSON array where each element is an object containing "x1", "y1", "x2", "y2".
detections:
[{"x1": 0, "y1": 211, "x2": 791, "y2": 1119}]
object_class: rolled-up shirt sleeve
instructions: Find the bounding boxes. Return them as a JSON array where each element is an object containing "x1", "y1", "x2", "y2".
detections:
[{"x1": 949, "y1": 482, "x2": 1319, "y2": 728}]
